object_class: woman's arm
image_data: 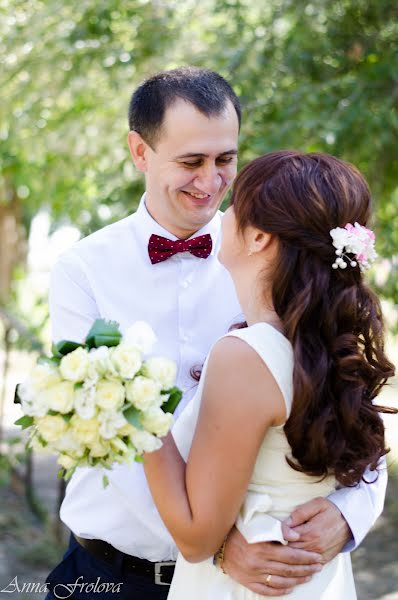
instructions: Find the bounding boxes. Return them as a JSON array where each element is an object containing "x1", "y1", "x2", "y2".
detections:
[{"x1": 143, "y1": 335, "x2": 287, "y2": 562}]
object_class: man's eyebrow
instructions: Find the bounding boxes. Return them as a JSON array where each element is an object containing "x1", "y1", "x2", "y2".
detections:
[{"x1": 174, "y1": 149, "x2": 238, "y2": 160}]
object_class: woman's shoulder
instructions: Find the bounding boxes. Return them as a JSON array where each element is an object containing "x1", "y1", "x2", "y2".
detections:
[
  {"x1": 206, "y1": 331, "x2": 288, "y2": 426},
  {"x1": 208, "y1": 323, "x2": 294, "y2": 420},
  {"x1": 206, "y1": 333, "x2": 260, "y2": 378}
]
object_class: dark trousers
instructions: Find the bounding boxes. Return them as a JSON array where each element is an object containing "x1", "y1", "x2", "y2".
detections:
[{"x1": 45, "y1": 534, "x2": 170, "y2": 600}]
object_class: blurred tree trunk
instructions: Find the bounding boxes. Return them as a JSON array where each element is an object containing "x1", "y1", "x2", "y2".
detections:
[{"x1": 0, "y1": 181, "x2": 27, "y2": 303}]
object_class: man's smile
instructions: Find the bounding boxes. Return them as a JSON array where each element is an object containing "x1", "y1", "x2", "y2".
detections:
[{"x1": 180, "y1": 190, "x2": 215, "y2": 205}]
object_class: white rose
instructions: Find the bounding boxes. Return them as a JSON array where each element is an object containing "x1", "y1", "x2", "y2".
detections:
[
  {"x1": 123, "y1": 321, "x2": 157, "y2": 354},
  {"x1": 89, "y1": 438, "x2": 110, "y2": 458},
  {"x1": 57, "y1": 454, "x2": 76, "y2": 471},
  {"x1": 85, "y1": 362, "x2": 101, "y2": 385},
  {"x1": 43, "y1": 381, "x2": 75, "y2": 414},
  {"x1": 22, "y1": 397, "x2": 48, "y2": 418},
  {"x1": 125, "y1": 376, "x2": 161, "y2": 411},
  {"x1": 55, "y1": 429, "x2": 84, "y2": 457},
  {"x1": 30, "y1": 363, "x2": 61, "y2": 390},
  {"x1": 95, "y1": 379, "x2": 125, "y2": 411},
  {"x1": 74, "y1": 386, "x2": 96, "y2": 420},
  {"x1": 59, "y1": 347, "x2": 90, "y2": 383},
  {"x1": 36, "y1": 415, "x2": 68, "y2": 443},
  {"x1": 19, "y1": 382, "x2": 49, "y2": 417},
  {"x1": 111, "y1": 344, "x2": 142, "y2": 379},
  {"x1": 98, "y1": 410, "x2": 127, "y2": 439},
  {"x1": 88, "y1": 346, "x2": 113, "y2": 378},
  {"x1": 141, "y1": 408, "x2": 173, "y2": 437},
  {"x1": 70, "y1": 415, "x2": 99, "y2": 445},
  {"x1": 143, "y1": 357, "x2": 177, "y2": 390},
  {"x1": 17, "y1": 380, "x2": 35, "y2": 405},
  {"x1": 130, "y1": 429, "x2": 162, "y2": 453}
]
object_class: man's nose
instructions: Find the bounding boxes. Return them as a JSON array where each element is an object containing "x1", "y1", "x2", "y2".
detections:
[{"x1": 194, "y1": 165, "x2": 222, "y2": 195}]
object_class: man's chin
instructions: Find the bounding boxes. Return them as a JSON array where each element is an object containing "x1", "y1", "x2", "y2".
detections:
[{"x1": 189, "y1": 207, "x2": 220, "y2": 228}]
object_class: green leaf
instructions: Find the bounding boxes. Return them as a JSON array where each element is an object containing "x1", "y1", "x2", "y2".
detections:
[
  {"x1": 7, "y1": 436, "x2": 21, "y2": 446},
  {"x1": 123, "y1": 405, "x2": 144, "y2": 430},
  {"x1": 85, "y1": 318, "x2": 122, "y2": 349},
  {"x1": 14, "y1": 415, "x2": 34, "y2": 429},
  {"x1": 134, "y1": 454, "x2": 144, "y2": 463},
  {"x1": 52, "y1": 343, "x2": 63, "y2": 359},
  {"x1": 52, "y1": 340, "x2": 82, "y2": 357},
  {"x1": 103, "y1": 474, "x2": 110, "y2": 488},
  {"x1": 91, "y1": 334, "x2": 122, "y2": 348},
  {"x1": 38, "y1": 435, "x2": 48, "y2": 447},
  {"x1": 64, "y1": 467, "x2": 76, "y2": 481},
  {"x1": 161, "y1": 386, "x2": 182, "y2": 415}
]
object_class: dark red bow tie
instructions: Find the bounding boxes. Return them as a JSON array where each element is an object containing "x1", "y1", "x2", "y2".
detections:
[{"x1": 148, "y1": 234, "x2": 213, "y2": 264}]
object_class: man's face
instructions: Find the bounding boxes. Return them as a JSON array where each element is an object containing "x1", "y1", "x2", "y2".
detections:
[{"x1": 129, "y1": 99, "x2": 239, "y2": 238}]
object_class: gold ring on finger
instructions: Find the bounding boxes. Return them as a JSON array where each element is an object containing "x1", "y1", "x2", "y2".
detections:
[{"x1": 266, "y1": 574, "x2": 272, "y2": 584}]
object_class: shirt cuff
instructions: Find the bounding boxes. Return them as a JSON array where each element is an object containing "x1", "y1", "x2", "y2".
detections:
[{"x1": 328, "y1": 484, "x2": 374, "y2": 552}]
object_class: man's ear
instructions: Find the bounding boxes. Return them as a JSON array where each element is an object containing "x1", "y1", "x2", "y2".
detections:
[{"x1": 128, "y1": 131, "x2": 150, "y2": 173}]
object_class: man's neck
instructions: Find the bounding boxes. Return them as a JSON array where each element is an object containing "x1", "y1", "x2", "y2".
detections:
[{"x1": 144, "y1": 201, "x2": 202, "y2": 240}]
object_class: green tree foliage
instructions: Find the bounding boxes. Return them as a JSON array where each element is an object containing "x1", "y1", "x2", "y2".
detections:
[
  {"x1": 1, "y1": 0, "x2": 397, "y2": 306},
  {"x1": 1, "y1": 0, "x2": 178, "y2": 229}
]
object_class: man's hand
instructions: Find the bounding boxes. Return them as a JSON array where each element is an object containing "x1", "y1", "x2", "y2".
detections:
[
  {"x1": 222, "y1": 527, "x2": 323, "y2": 597},
  {"x1": 283, "y1": 497, "x2": 352, "y2": 563}
]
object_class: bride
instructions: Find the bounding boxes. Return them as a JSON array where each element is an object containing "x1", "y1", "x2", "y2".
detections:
[{"x1": 143, "y1": 150, "x2": 395, "y2": 599}]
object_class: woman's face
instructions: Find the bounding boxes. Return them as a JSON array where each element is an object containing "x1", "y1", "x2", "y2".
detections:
[{"x1": 218, "y1": 205, "x2": 246, "y2": 269}]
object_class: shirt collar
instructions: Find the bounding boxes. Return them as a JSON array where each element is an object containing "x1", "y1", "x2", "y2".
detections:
[{"x1": 134, "y1": 193, "x2": 221, "y2": 256}]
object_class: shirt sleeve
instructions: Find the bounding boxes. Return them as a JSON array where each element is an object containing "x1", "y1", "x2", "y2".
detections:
[
  {"x1": 49, "y1": 251, "x2": 100, "y2": 343},
  {"x1": 328, "y1": 457, "x2": 388, "y2": 552}
]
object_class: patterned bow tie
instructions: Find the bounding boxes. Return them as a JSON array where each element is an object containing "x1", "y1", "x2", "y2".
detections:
[{"x1": 148, "y1": 233, "x2": 213, "y2": 264}]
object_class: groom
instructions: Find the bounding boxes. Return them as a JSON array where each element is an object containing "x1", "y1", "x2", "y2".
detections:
[{"x1": 46, "y1": 67, "x2": 386, "y2": 600}]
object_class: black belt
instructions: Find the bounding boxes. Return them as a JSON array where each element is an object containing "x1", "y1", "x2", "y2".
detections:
[{"x1": 75, "y1": 535, "x2": 175, "y2": 586}]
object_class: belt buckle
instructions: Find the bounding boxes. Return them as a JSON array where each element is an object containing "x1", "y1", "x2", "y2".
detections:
[{"x1": 154, "y1": 561, "x2": 175, "y2": 585}]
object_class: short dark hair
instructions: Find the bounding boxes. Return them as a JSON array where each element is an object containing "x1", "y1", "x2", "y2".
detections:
[{"x1": 128, "y1": 66, "x2": 241, "y2": 147}]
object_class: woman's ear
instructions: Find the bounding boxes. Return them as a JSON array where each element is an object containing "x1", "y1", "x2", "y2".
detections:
[
  {"x1": 128, "y1": 131, "x2": 149, "y2": 173},
  {"x1": 246, "y1": 228, "x2": 273, "y2": 256}
]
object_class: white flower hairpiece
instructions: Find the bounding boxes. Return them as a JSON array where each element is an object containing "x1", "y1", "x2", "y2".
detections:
[{"x1": 330, "y1": 222, "x2": 377, "y2": 271}]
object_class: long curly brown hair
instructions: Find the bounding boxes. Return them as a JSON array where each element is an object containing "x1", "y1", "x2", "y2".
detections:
[{"x1": 231, "y1": 151, "x2": 396, "y2": 487}]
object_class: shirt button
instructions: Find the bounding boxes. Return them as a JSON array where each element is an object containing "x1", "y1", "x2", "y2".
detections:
[
  {"x1": 181, "y1": 280, "x2": 189, "y2": 289},
  {"x1": 181, "y1": 334, "x2": 189, "y2": 342}
]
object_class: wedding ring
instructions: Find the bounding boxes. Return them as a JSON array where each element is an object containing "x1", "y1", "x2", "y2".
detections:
[{"x1": 266, "y1": 574, "x2": 272, "y2": 584}]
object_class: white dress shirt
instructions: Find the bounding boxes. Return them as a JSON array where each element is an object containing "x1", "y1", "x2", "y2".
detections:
[{"x1": 51, "y1": 196, "x2": 386, "y2": 560}]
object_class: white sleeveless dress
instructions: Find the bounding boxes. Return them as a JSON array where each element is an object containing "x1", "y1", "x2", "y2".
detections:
[{"x1": 169, "y1": 322, "x2": 356, "y2": 600}]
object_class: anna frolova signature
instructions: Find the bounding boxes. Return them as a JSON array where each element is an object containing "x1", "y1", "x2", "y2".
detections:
[{"x1": 0, "y1": 576, "x2": 122, "y2": 598}]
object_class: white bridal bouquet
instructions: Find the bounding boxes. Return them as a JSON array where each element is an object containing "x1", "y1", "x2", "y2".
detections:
[{"x1": 14, "y1": 319, "x2": 182, "y2": 486}]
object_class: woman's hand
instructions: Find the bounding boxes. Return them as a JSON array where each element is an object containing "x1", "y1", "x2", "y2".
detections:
[{"x1": 283, "y1": 497, "x2": 352, "y2": 562}]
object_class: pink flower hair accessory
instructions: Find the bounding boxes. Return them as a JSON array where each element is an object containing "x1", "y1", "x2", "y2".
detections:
[{"x1": 330, "y1": 222, "x2": 377, "y2": 271}]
